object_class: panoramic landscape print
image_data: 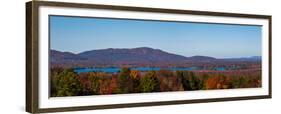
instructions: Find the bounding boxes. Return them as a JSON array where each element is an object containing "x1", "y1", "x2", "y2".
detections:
[{"x1": 50, "y1": 15, "x2": 262, "y2": 97}]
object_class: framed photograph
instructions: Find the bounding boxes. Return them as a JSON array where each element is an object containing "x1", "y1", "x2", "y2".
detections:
[{"x1": 26, "y1": 1, "x2": 272, "y2": 113}]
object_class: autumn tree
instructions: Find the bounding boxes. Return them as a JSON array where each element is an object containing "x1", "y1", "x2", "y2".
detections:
[
  {"x1": 158, "y1": 69, "x2": 183, "y2": 91},
  {"x1": 139, "y1": 71, "x2": 160, "y2": 92},
  {"x1": 176, "y1": 71, "x2": 200, "y2": 90},
  {"x1": 116, "y1": 68, "x2": 134, "y2": 94},
  {"x1": 231, "y1": 76, "x2": 248, "y2": 88},
  {"x1": 52, "y1": 69, "x2": 83, "y2": 97},
  {"x1": 50, "y1": 67, "x2": 64, "y2": 96},
  {"x1": 88, "y1": 73, "x2": 101, "y2": 95},
  {"x1": 199, "y1": 73, "x2": 210, "y2": 90},
  {"x1": 130, "y1": 70, "x2": 141, "y2": 93},
  {"x1": 77, "y1": 73, "x2": 92, "y2": 95},
  {"x1": 99, "y1": 77, "x2": 113, "y2": 94},
  {"x1": 205, "y1": 74, "x2": 230, "y2": 89}
]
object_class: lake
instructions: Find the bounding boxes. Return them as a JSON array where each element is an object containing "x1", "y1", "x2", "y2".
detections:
[{"x1": 74, "y1": 67, "x2": 226, "y2": 73}]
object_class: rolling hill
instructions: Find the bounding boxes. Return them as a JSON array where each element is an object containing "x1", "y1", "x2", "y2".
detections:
[{"x1": 50, "y1": 47, "x2": 260, "y2": 67}]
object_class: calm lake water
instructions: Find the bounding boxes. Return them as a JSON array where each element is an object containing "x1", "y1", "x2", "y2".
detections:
[{"x1": 74, "y1": 67, "x2": 226, "y2": 73}]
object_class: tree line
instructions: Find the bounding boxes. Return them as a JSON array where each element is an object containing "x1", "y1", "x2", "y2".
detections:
[{"x1": 51, "y1": 67, "x2": 261, "y2": 97}]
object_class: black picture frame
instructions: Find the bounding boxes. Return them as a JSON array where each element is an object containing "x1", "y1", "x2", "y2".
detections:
[{"x1": 26, "y1": 1, "x2": 272, "y2": 113}]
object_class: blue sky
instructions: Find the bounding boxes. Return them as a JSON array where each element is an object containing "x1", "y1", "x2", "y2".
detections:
[{"x1": 50, "y1": 15, "x2": 261, "y2": 58}]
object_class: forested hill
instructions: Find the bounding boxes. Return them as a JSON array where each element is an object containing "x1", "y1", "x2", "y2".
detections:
[{"x1": 50, "y1": 47, "x2": 260, "y2": 67}]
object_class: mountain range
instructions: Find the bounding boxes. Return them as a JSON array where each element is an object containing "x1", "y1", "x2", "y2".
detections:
[{"x1": 51, "y1": 47, "x2": 260, "y2": 67}]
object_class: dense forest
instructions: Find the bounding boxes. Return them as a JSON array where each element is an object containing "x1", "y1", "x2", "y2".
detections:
[{"x1": 50, "y1": 67, "x2": 261, "y2": 97}]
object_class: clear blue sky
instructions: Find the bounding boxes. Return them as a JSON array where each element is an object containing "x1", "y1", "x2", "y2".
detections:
[{"x1": 50, "y1": 15, "x2": 261, "y2": 58}]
